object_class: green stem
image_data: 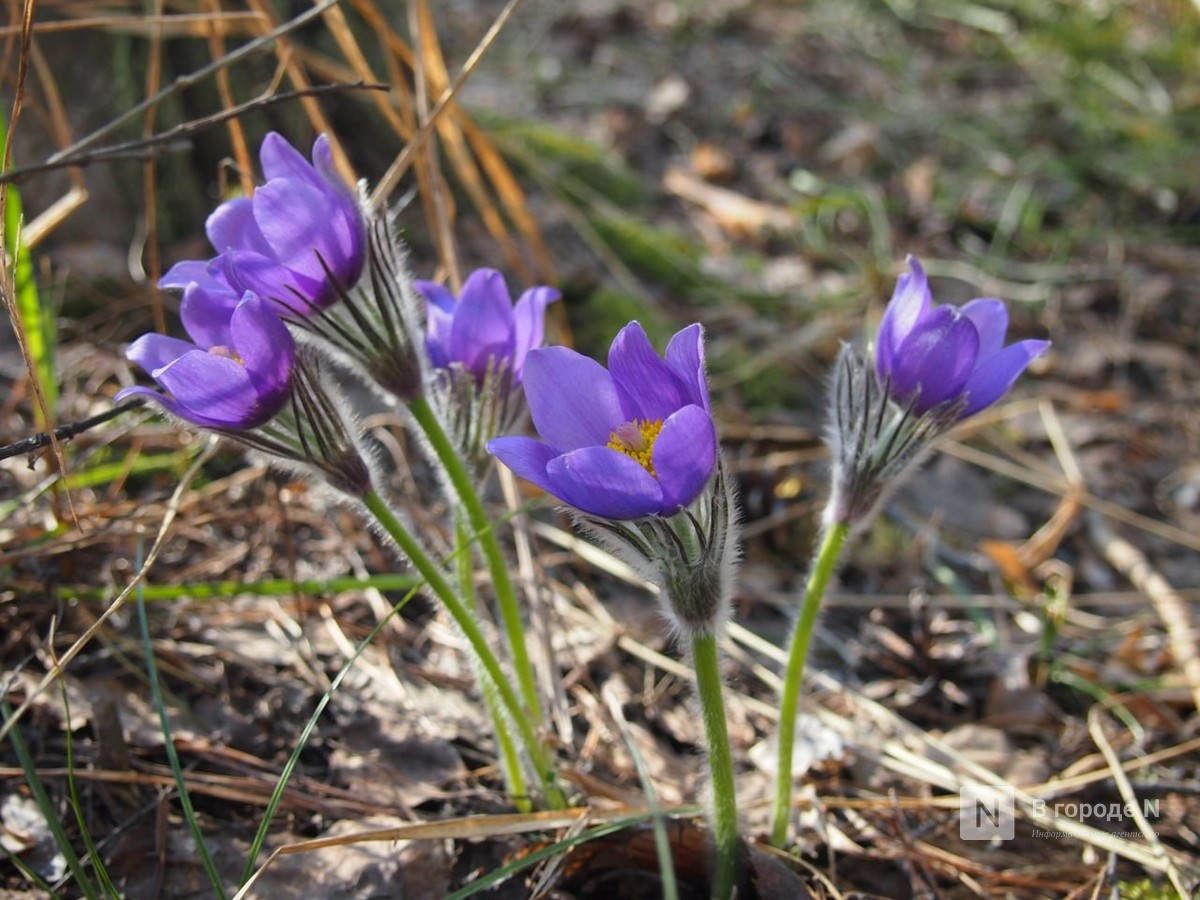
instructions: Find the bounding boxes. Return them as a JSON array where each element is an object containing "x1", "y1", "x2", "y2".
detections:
[
  {"x1": 455, "y1": 513, "x2": 529, "y2": 811},
  {"x1": 770, "y1": 520, "x2": 850, "y2": 847},
  {"x1": 408, "y1": 395, "x2": 544, "y2": 727},
  {"x1": 691, "y1": 631, "x2": 739, "y2": 900},
  {"x1": 363, "y1": 489, "x2": 557, "y2": 804}
]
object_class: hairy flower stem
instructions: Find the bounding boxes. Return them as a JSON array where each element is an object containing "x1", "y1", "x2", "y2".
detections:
[
  {"x1": 362, "y1": 489, "x2": 558, "y2": 805},
  {"x1": 408, "y1": 397, "x2": 545, "y2": 731},
  {"x1": 455, "y1": 515, "x2": 529, "y2": 812},
  {"x1": 691, "y1": 631, "x2": 739, "y2": 900},
  {"x1": 770, "y1": 520, "x2": 850, "y2": 847}
]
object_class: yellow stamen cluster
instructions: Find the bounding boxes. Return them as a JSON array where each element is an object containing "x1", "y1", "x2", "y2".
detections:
[{"x1": 607, "y1": 418, "x2": 664, "y2": 477}]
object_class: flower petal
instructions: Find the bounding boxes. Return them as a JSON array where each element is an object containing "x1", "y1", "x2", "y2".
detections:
[
  {"x1": 511, "y1": 286, "x2": 560, "y2": 380},
  {"x1": 523, "y1": 346, "x2": 622, "y2": 450},
  {"x1": 414, "y1": 280, "x2": 457, "y2": 314},
  {"x1": 126, "y1": 333, "x2": 198, "y2": 375},
  {"x1": 449, "y1": 270, "x2": 516, "y2": 376},
  {"x1": 608, "y1": 321, "x2": 686, "y2": 421},
  {"x1": 876, "y1": 256, "x2": 931, "y2": 383},
  {"x1": 230, "y1": 295, "x2": 295, "y2": 407},
  {"x1": 960, "y1": 298, "x2": 1010, "y2": 360},
  {"x1": 252, "y1": 179, "x2": 344, "y2": 282},
  {"x1": 160, "y1": 259, "x2": 227, "y2": 292},
  {"x1": 663, "y1": 323, "x2": 710, "y2": 412},
  {"x1": 652, "y1": 404, "x2": 717, "y2": 510},
  {"x1": 206, "y1": 197, "x2": 270, "y2": 257},
  {"x1": 888, "y1": 305, "x2": 980, "y2": 411},
  {"x1": 180, "y1": 281, "x2": 240, "y2": 348},
  {"x1": 152, "y1": 350, "x2": 268, "y2": 428},
  {"x1": 960, "y1": 339, "x2": 1050, "y2": 417},
  {"x1": 259, "y1": 132, "x2": 319, "y2": 184},
  {"x1": 547, "y1": 446, "x2": 664, "y2": 519},
  {"x1": 486, "y1": 436, "x2": 560, "y2": 495}
]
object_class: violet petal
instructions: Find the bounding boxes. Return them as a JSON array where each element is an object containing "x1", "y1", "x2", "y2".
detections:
[
  {"x1": 876, "y1": 256, "x2": 931, "y2": 382},
  {"x1": 230, "y1": 296, "x2": 295, "y2": 405},
  {"x1": 546, "y1": 445, "x2": 664, "y2": 519},
  {"x1": 652, "y1": 404, "x2": 717, "y2": 510},
  {"x1": 888, "y1": 306, "x2": 980, "y2": 411},
  {"x1": 153, "y1": 350, "x2": 266, "y2": 428},
  {"x1": 960, "y1": 298, "x2": 1010, "y2": 360},
  {"x1": 206, "y1": 197, "x2": 270, "y2": 257},
  {"x1": 511, "y1": 286, "x2": 560, "y2": 379},
  {"x1": 960, "y1": 339, "x2": 1050, "y2": 417},
  {"x1": 663, "y1": 323, "x2": 710, "y2": 412},
  {"x1": 449, "y1": 270, "x2": 516, "y2": 375},
  {"x1": 607, "y1": 321, "x2": 686, "y2": 422},
  {"x1": 485, "y1": 436, "x2": 560, "y2": 496},
  {"x1": 523, "y1": 347, "x2": 622, "y2": 451},
  {"x1": 126, "y1": 334, "x2": 198, "y2": 375}
]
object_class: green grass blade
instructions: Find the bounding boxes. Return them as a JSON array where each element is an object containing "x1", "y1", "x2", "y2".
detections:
[
  {"x1": 57, "y1": 681, "x2": 118, "y2": 897},
  {"x1": 1, "y1": 111, "x2": 56, "y2": 425},
  {"x1": 134, "y1": 552, "x2": 230, "y2": 900},
  {"x1": 0, "y1": 699, "x2": 99, "y2": 899}
]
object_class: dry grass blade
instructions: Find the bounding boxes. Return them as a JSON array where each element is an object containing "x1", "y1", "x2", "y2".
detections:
[
  {"x1": 1087, "y1": 699, "x2": 1190, "y2": 895},
  {"x1": 1087, "y1": 511, "x2": 1200, "y2": 713}
]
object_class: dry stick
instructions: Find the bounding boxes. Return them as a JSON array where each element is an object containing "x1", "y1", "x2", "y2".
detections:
[
  {"x1": 368, "y1": 0, "x2": 524, "y2": 210},
  {"x1": 1086, "y1": 511, "x2": 1200, "y2": 713},
  {"x1": 0, "y1": 83, "x2": 386, "y2": 184},
  {"x1": 0, "y1": 439, "x2": 219, "y2": 747},
  {"x1": 1087, "y1": 701, "x2": 1190, "y2": 897},
  {"x1": 37, "y1": 0, "x2": 342, "y2": 167}
]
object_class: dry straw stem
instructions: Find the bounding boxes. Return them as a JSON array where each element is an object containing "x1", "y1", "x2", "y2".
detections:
[
  {"x1": 233, "y1": 806, "x2": 688, "y2": 899},
  {"x1": 1087, "y1": 698, "x2": 1191, "y2": 896}
]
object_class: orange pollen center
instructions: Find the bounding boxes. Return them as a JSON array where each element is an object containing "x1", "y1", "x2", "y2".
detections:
[
  {"x1": 607, "y1": 418, "x2": 664, "y2": 477},
  {"x1": 208, "y1": 345, "x2": 243, "y2": 365}
]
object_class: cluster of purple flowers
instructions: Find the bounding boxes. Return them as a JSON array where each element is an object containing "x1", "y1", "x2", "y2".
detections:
[
  {"x1": 121, "y1": 133, "x2": 562, "y2": 475},
  {"x1": 122, "y1": 131, "x2": 1048, "y2": 545},
  {"x1": 119, "y1": 134, "x2": 366, "y2": 430}
]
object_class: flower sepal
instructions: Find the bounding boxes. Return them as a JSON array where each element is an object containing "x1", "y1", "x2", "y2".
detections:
[{"x1": 573, "y1": 457, "x2": 740, "y2": 638}]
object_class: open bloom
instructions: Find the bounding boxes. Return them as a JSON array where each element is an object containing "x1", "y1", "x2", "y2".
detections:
[
  {"x1": 162, "y1": 133, "x2": 365, "y2": 315},
  {"x1": 417, "y1": 269, "x2": 559, "y2": 384},
  {"x1": 488, "y1": 321, "x2": 717, "y2": 520},
  {"x1": 117, "y1": 287, "x2": 295, "y2": 430},
  {"x1": 875, "y1": 256, "x2": 1049, "y2": 417}
]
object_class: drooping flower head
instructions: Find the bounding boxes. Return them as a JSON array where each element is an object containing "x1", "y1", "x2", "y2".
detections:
[
  {"x1": 417, "y1": 268, "x2": 559, "y2": 386},
  {"x1": 117, "y1": 286, "x2": 295, "y2": 430},
  {"x1": 875, "y1": 256, "x2": 1049, "y2": 418},
  {"x1": 162, "y1": 133, "x2": 366, "y2": 316},
  {"x1": 487, "y1": 321, "x2": 717, "y2": 520}
]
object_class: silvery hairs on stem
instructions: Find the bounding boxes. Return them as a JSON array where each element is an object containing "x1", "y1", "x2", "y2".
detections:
[
  {"x1": 281, "y1": 199, "x2": 428, "y2": 404},
  {"x1": 572, "y1": 458, "x2": 742, "y2": 639},
  {"x1": 428, "y1": 356, "x2": 520, "y2": 467},
  {"x1": 824, "y1": 342, "x2": 963, "y2": 531},
  {"x1": 230, "y1": 346, "x2": 379, "y2": 500}
]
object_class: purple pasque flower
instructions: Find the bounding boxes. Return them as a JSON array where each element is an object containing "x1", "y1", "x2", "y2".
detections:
[
  {"x1": 416, "y1": 268, "x2": 559, "y2": 384},
  {"x1": 117, "y1": 285, "x2": 295, "y2": 430},
  {"x1": 162, "y1": 133, "x2": 365, "y2": 315},
  {"x1": 876, "y1": 256, "x2": 1049, "y2": 418},
  {"x1": 487, "y1": 321, "x2": 717, "y2": 520}
]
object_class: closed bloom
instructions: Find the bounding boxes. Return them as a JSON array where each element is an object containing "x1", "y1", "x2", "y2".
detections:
[
  {"x1": 117, "y1": 287, "x2": 295, "y2": 430},
  {"x1": 162, "y1": 133, "x2": 366, "y2": 315},
  {"x1": 876, "y1": 256, "x2": 1049, "y2": 417},
  {"x1": 488, "y1": 321, "x2": 717, "y2": 520},
  {"x1": 417, "y1": 269, "x2": 559, "y2": 385}
]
